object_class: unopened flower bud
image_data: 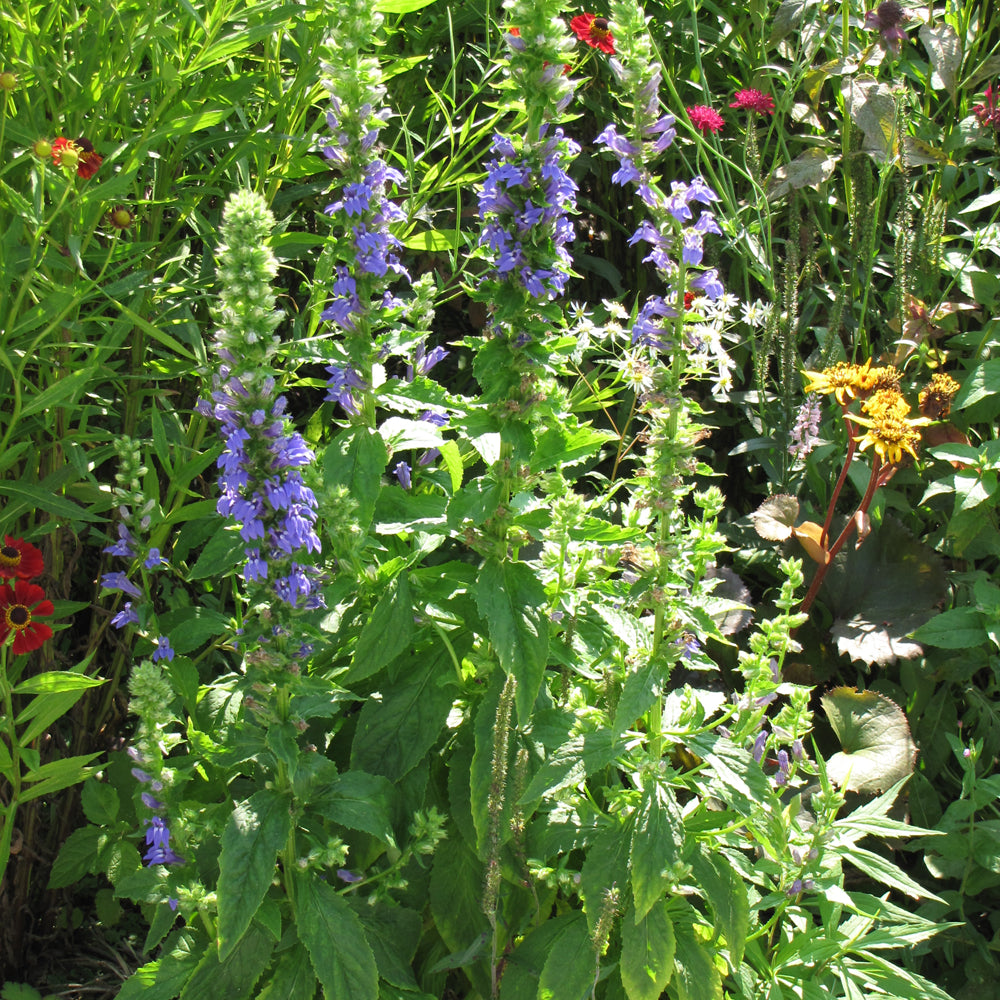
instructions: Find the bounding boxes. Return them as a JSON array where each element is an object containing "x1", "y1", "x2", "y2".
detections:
[
  {"x1": 0, "y1": 71, "x2": 16, "y2": 91},
  {"x1": 33, "y1": 138, "x2": 52, "y2": 159},
  {"x1": 110, "y1": 206, "x2": 134, "y2": 230}
]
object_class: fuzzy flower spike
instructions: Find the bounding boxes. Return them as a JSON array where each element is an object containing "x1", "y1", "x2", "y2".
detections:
[
  {"x1": 319, "y1": 0, "x2": 411, "y2": 403},
  {"x1": 202, "y1": 192, "x2": 322, "y2": 609}
]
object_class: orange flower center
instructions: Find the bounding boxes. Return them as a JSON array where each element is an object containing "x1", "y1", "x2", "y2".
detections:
[{"x1": 0, "y1": 545, "x2": 21, "y2": 568}]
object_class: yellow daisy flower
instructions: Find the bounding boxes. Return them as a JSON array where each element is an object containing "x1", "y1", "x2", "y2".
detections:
[
  {"x1": 848, "y1": 390, "x2": 930, "y2": 465},
  {"x1": 802, "y1": 359, "x2": 872, "y2": 404},
  {"x1": 919, "y1": 372, "x2": 960, "y2": 420}
]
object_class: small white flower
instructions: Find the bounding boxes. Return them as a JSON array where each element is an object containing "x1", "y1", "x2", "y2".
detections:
[
  {"x1": 603, "y1": 299, "x2": 628, "y2": 320},
  {"x1": 618, "y1": 351, "x2": 655, "y2": 393},
  {"x1": 708, "y1": 292, "x2": 739, "y2": 322},
  {"x1": 740, "y1": 298, "x2": 771, "y2": 328}
]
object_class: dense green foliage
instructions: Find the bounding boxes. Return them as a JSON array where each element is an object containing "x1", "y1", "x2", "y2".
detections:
[{"x1": 1, "y1": 0, "x2": 999, "y2": 998}]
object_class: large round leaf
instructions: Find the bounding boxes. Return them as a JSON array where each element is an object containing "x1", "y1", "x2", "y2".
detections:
[{"x1": 822, "y1": 687, "x2": 917, "y2": 793}]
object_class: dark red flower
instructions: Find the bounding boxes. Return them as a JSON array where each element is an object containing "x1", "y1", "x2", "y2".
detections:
[
  {"x1": 864, "y1": 1, "x2": 910, "y2": 55},
  {"x1": 570, "y1": 13, "x2": 615, "y2": 54},
  {"x1": 687, "y1": 105, "x2": 725, "y2": 134},
  {"x1": 729, "y1": 89, "x2": 775, "y2": 115},
  {"x1": 973, "y1": 82, "x2": 1000, "y2": 132},
  {"x1": 0, "y1": 579, "x2": 54, "y2": 654},
  {"x1": 77, "y1": 150, "x2": 102, "y2": 179},
  {"x1": 0, "y1": 536, "x2": 44, "y2": 580}
]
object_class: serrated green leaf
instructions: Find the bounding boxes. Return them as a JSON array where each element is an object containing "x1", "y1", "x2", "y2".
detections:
[
  {"x1": 537, "y1": 912, "x2": 595, "y2": 1000},
  {"x1": 630, "y1": 783, "x2": 683, "y2": 920},
  {"x1": 48, "y1": 825, "x2": 101, "y2": 889},
  {"x1": 348, "y1": 572, "x2": 413, "y2": 684},
  {"x1": 519, "y1": 730, "x2": 618, "y2": 804},
  {"x1": 217, "y1": 789, "x2": 293, "y2": 961},
  {"x1": 621, "y1": 900, "x2": 675, "y2": 1000},
  {"x1": 688, "y1": 849, "x2": 747, "y2": 969},
  {"x1": 324, "y1": 426, "x2": 387, "y2": 530},
  {"x1": 910, "y1": 607, "x2": 985, "y2": 648},
  {"x1": 841, "y1": 845, "x2": 945, "y2": 903},
  {"x1": 255, "y1": 943, "x2": 317, "y2": 1000},
  {"x1": 81, "y1": 778, "x2": 120, "y2": 825},
  {"x1": 117, "y1": 929, "x2": 204, "y2": 1000},
  {"x1": 350, "y1": 646, "x2": 455, "y2": 781},
  {"x1": 475, "y1": 559, "x2": 549, "y2": 727},
  {"x1": 315, "y1": 770, "x2": 396, "y2": 845},
  {"x1": 179, "y1": 921, "x2": 274, "y2": 1000},
  {"x1": 294, "y1": 872, "x2": 378, "y2": 1000}
]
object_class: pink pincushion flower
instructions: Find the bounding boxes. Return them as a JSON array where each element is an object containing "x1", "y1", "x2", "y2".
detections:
[
  {"x1": 864, "y1": 1, "x2": 910, "y2": 55},
  {"x1": 729, "y1": 89, "x2": 775, "y2": 115},
  {"x1": 687, "y1": 105, "x2": 725, "y2": 135}
]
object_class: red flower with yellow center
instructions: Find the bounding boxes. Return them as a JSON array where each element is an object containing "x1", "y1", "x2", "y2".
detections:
[
  {"x1": 0, "y1": 579, "x2": 54, "y2": 654},
  {"x1": 50, "y1": 136, "x2": 102, "y2": 179},
  {"x1": 570, "y1": 13, "x2": 615, "y2": 54},
  {"x1": 0, "y1": 536, "x2": 45, "y2": 580}
]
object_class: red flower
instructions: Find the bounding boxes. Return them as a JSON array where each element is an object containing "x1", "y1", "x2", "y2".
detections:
[
  {"x1": 687, "y1": 105, "x2": 725, "y2": 135},
  {"x1": 570, "y1": 13, "x2": 615, "y2": 54},
  {"x1": 50, "y1": 136, "x2": 102, "y2": 178},
  {"x1": 0, "y1": 536, "x2": 45, "y2": 580},
  {"x1": 729, "y1": 88, "x2": 775, "y2": 115},
  {"x1": 973, "y1": 82, "x2": 1000, "y2": 132},
  {"x1": 0, "y1": 579, "x2": 54, "y2": 654}
]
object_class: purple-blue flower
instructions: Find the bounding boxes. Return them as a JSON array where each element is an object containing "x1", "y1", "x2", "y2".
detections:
[
  {"x1": 151, "y1": 636, "x2": 175, "y2": 663},
  {"x1": 111, "y1": 601, "x2": 139, "y2": 629},
  {"x1": 143, "y1": 816, "x2": 184, "y2": 867},
  {"x1": 394, "y1": 461, "x2": 412, "y2": 490},
  {"x1": 753, "y1": 730, "x2": 768, "y2": 764},
  {"x1": 101, "y1": 572, "x2": 142, "y2": 598},
  {"x1": 104, "y1": 524, "x2": 135, "y2": 558}
]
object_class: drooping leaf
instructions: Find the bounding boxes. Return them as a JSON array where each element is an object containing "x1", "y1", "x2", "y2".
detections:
[
  {"x1": 475, "y1": 559, "x2": 549, "y2": 727},
  {"x1": 670, "y1": 904, "x2": 723, "y2": 1000},
  {"x1": 536, "y1": 911, "x2": 596, "y2": 1000},
  {"x1": 348, "y1": 572, "x2": 414, "y2": 684},
  {"x1": 217, "y1": 789, "x2": 293, "y2": 960},
  {"x1": 766, "y1": 147, "x2": 839, "y2": 199},
  {"x1": 621, "y1": 900, "x2": 675, "y2": 1000},
  {"x1": 844, "y1": 74, "x2": 898, "y2": 162},
  {"x1": 688, "y1": 848, "x2": 748, "y2": 969},
  {"x1": 919, "y1": 23, "x2": 961, "y2": 100},
  {"x1": 294, "y1": 872, "x2": 378, "y2": 1000},
  {"x1": 313, "y1": 770, "x2": 397, "y2": 846},
  {"x1": 822, "y1": 687, "x2": 917, "y2": 794},
  {"x1": 630, "y1": 783, "x2": 683, "y2": 921}
]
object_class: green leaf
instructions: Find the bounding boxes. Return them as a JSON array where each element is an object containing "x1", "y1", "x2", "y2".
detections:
[
  {"x1": 48, "y1": 824, "x2": 101, "y2": 889},
  {"x1": 179, "y1": 922, "x2": 274, "y2": 1000},
  {"x1": 352, "y1": 901, "x2": 422, "y2": 989},
  {"x1": 953, "y1": 358, "x2": 1000, "y2": 412},
  {"x1": 350, "y1": 646, "x2": 456, "y2": 781},
  {"x1": 187, "y1": 527, "x2": 245, "y2": 580},
  {"x1": 117, "y1": 928, "x2": 204, "y2": 1000},
  {"x1": 537, "y1": 911, "x2": 595, "y2": 1000},
  {"x1": 294, "y1": 872, "x2": 378, "y2": 1000},
  {"x1": 910, "y1": 606, "x2": 985, "y2": 648},
  {"x1": 348, "y1": 572, "x2": 414, "y2": 684},
  {"x1": 377, "y1": 0, "x2": 438, "y2": 11},
  {"x1": 630, "y1": 783, "x2": 683, "y2": 920},
  {"x1": 81, "y1": 777, "x2": 120, "y2": 825},
  {"x1": 17, "y1": 753, "x2": 103, "y2": 802},
  {"x1": 217, "y1": 789, "x2": 293, "y2": 961},
  {"x1": 671, "y1": 907, "x2": 723, "y2": 1000},
  {"x1": 428, "y1": 837, "x2": 491, "y2": 967},
  {"x1": 13, "y1": 670, "x2": 105, "y2": 695},
  {"x1": 621, "y1": 900, "x2": 675, "y2": 1000},
  {"x1": 688, "y1": 849, "x2": 748, "y2": 969},
  {"x1": 519, "y1": 730, "x2": 618, "y2": 804},
  {"x1": 324, "y1": 426, "x2": 388, "y2": 530},
  {"x1": 0, "y1": 481, "x2": 103, "y2": 523},
  {"x1": 749, "y1": 494, "x2": 799, "y2": 541},
  {"x1": 314, "y1": 770, "x2": 397, "y2": 845},
  {"x1": 255, "y1": 943, "x2": 316, "y2": 1000},
  {"x1": 841, "y1": 845, "x2": 946, "y2": 903},
  {"x1": 500, "y1": 912, "x2": 582, "y2": 1000},
  {"x1": 822, "y1": 687, "x2": 917, "y2": 794},
  {"x1": 475, "y1": 559, "x2": 549, "y2": 727},
  {"x1": 579, "y1": 823, "x2": 631, "y2": 937}
]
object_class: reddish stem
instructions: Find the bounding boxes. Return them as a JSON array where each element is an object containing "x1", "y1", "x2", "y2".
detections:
[
  {"x1": 820, "y1": 402, "x2": 857, "y2": 548},
  {"x1": 801, "y1": 454, "x2": 883, "y2": 615}
]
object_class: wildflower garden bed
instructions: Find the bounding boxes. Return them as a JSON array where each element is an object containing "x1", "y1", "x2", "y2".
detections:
[{"x1": 2, "y1": 0, "x2": 1000, "y2": 998}]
